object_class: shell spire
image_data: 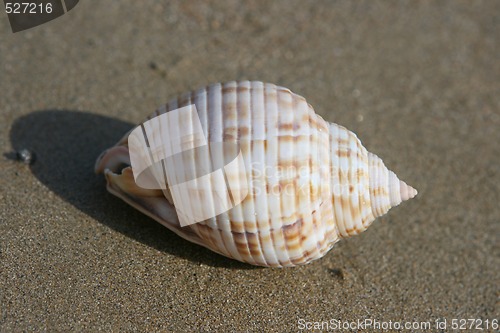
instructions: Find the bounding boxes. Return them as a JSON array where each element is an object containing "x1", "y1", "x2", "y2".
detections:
[{"x1": 367, "y1": 152, "x2": 417, "y2": 219}]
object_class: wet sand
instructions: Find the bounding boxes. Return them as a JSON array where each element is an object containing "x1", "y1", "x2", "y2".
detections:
[{"x1": 1, "y1": 1, "x2": 498, "y2": 331}]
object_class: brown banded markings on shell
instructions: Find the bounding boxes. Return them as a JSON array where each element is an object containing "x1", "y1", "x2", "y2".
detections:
[{"x1": 95, "y1": 81, "x2": 417, "y2": 267}]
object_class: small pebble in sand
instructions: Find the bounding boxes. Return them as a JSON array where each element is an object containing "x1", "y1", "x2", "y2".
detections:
[{"x1": 16, "y1": 149, "x2": 36, "y2": 165}]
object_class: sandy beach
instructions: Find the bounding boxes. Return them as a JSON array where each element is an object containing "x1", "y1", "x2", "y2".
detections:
[{"x1": 1, "y1": 1, "x2": 498, "y2": 331}]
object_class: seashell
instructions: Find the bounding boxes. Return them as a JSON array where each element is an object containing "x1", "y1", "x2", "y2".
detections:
[{"x1": 95, "y1": 81, "x2": 417, "y2": 267}]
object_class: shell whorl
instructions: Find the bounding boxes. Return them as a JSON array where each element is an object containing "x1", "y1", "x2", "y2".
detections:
[
  {"x1": 368, "y1": 152, "x2": 417, "y2": 219},
  {"x1": 95, "y1": 81, "x2": 417, "y2": 267}
]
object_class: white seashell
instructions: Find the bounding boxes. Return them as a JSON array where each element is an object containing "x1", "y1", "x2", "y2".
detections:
[{"x1": 95, "y1": 81, "x2": 417, "y2": 267}]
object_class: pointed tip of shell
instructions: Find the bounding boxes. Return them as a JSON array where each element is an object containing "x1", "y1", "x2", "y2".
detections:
[
  {"x1": 368, "y1": 152, "x2": 417, "y2": 218},
  {"x1": 399, "y1": 179, "x2": 417, "y2": 202},
  {"x1": 387, "y1": 170, "x2": 417, "y2": 208}
]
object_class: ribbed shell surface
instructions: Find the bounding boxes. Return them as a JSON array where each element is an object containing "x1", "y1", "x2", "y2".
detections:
[{"x1": 150, "y1": 81, "x2": 341, "y2": 267}]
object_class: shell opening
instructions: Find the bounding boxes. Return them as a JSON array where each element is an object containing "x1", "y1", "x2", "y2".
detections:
[{"x1": 94, "y1": 145, "x2": 131, "y2": 174}]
